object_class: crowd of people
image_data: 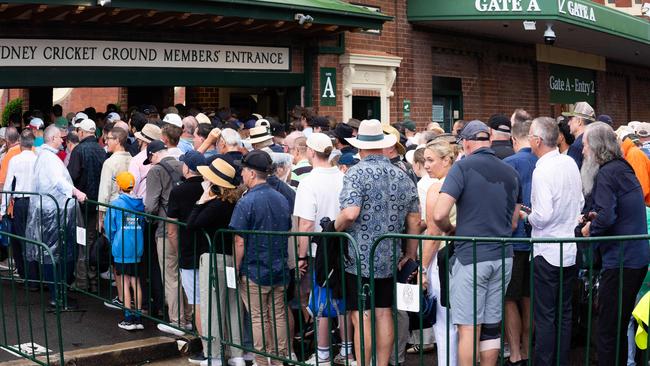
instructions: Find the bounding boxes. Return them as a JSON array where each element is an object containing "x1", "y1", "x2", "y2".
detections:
[{"x1": 0, "y1": 101, "x2": 648, "y2": 366}]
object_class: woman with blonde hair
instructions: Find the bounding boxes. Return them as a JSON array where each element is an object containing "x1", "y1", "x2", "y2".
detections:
[{"x1": 423, "y1": 140, "x2": 459, "y2": 366}]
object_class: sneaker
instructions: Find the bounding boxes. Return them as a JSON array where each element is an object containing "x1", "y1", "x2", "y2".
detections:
[
  {"x1": 228, "y1": 357, "x2": 246, "y2": 366},
  {"x1": 118, "y1": 320, "x2": 137, "y2": 331},
  {"x1": 242, "y1": 353, "x2": 255, "y2": 362},
  {"x1": 183, "y1": 323, "x2": 194, "y2": 331},
  {"x1": 103, "y1": 296, "x2": 123, "y2": 310},
  {"x1": 200, "y1": 358, "x2": 223, "y2": 366},
  {"x1": 189, "y1": 352, "x2": 207, "y2": 364},
  {"x1": 0, "y1": 259, "x2": 10, "y2": 270},
  {"x1": 134, "y1": 320, "x2": 144, "y2": 330},
  {"x1": 333, "y1": 354, "x2": 356, "y2": 366},
  {"x1": 305, "y1": 354, "x2": 331, "y2": 366},
  {"x1": 405, "y1": 343, "x2": 435, "y2": 354},
  {"x1": 157, "y1": 323, "x2": 186, "y2": 336},
  {"x1": 100, "y1": 269, "x2": 114, "y2": 280},
  {"x1": 295, "y1": 321, "x2": 315, "y2": 340}
]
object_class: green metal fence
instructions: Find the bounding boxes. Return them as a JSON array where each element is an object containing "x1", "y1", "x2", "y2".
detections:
[{"x1": 2, "y1": 191, "x2": 649, "y2": 366}]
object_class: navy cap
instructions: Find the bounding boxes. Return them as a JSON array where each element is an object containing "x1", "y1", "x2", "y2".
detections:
[
  {"x1": 338, "y1": 153, "x2": 360, "y2": 166},
  {"x1": 143, "y1": 140, "x2": 166, "y2": 165},
  {"x1": 332, "y1": 123, "x2": 354, "y2": 140},
  {"x1": 458, "y1": 120, "x2": 490, "y2": 141},
  {"x1": 243, "y1": 119, "x2": 257, "y2": 129},
  {"x1": 596, "y1": 114, "x2": 613, "y2": 126},
  {"x1": 237, "y1": 150, "x2": 273, "y2": 173},
  {"x1": 180, "y1": 150, "x2": 207, "y2": 172}
]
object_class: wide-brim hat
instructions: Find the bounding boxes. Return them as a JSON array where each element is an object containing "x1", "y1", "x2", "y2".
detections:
[
  {"x1": 134, "y1": 123, "x2": 162, "y2": 144},
  {"x1": 382, "y1": 123, "x2": 406, "y2": 156},
  {"x1": 345, "y1": 119, "x2": 397, "y2": 150},
  {"x1": 248, "y1": 126, "x2": 273, "y2": 144},
  {"x1": 562, "y1": 101, "x2": 596, "y2": 122},
  {"x1": 197, "y1": 158, "x2": 237, "y2": 189}
]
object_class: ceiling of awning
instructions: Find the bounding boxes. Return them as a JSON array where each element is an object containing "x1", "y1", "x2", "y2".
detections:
[{"x1": 0, "y1": 0, "x2": 390, "y2": 36}]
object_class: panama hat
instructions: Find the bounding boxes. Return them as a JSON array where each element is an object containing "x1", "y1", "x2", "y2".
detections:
[
  {"x1": 345, "y1": 119, "x2": 397, "y2": 150},
  {"x1": 197, "y1": 158, "x2": 237, "y2": 189},
  {"x1": 382, "y1": 123, "x2": 406, "y2": 156},
  {"x1": 248, "y1": 126, "x2": 273, "y2": 144},
  {"x1": 134, "y1": 123, "x2": 162, "y2": 144}
]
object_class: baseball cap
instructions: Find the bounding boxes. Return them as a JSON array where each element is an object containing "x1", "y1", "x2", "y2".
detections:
[
  {"x1": 237, "y1": 150, "x2": 272, "y2": 173},
  {"x1": 596, "y1": 114, "x2": 613, "y2": 126},
  {"x1": 74, "y1": 118, "x2": 96, "y2": 132},
  {"x1": 562, "y1": 102, "x2": 596, "y2": 122},
  {"x1": 338, "y1": 153, "x2": 360, "y2": 166},
  {"x1": 457, "y1": 120, "x2": 490, "y2": 141},
  {"x1": 143, "y1": 140, "x2": 167, "y2": 165},
  {"x1": 402, "y1": 120, "x2": 416, "y2": 132},
  {"x1": 487, "y1": 114, "x2": 511, "y2": 133},
  {"x1": 243, "y1": 119, "x2": 257, "y2": 130},
  {"x1": 106, "y1": 112, "x2": 121, "y2": 123},
  {"x1": 180, "y1": 150, "x2": 207, "y2": 172},
  {"x1": 615, "y1": 125, "x2": 636, "y2": 142},
  {"x1": 28, "y1": 118, "x2": 44, "y2": 130},
  {"x1": 71, "y1": 112, "x2": 88, "y2": 124},
  {"x1": 162, "y1": 113, "x2": 182, "y2": 128},
  {"x1": 115, "y1": 171, "x2": 135, "y2": 192},
  {"x1": 306, "y1": 133, "x2": 333, "y2": 153}
]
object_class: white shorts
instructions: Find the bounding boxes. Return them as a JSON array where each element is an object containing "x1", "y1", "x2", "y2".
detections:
[{"x1": 181, "y1": 269, "x2": 201, "y2": 305}]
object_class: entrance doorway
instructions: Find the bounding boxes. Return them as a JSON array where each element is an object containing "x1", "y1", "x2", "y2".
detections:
[
  {"x1": 352, "y1": 96, "x2": 380, "y2": 121},
  {"x1": 432, "y1": 76, "x2": 463, "y2": 132}
]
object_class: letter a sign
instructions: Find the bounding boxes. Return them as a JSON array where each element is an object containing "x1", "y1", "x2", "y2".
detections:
[{"x1": 320, "y1": 67, "x2": 336, "y2": 106}]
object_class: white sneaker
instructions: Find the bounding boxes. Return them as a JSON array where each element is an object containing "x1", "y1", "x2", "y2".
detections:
[
  {"x1": 100, "y1": 269, "x2": 114, "y2": 280},
  {"x1": 200, "y1": 358, "x2": 223, "y2": 366},
  {"x1": 242, "y1": 352, "x2": 255, "y2": 361},
  {"x1": 228, "y1": 357, "x2": 246, "y2": 366},
  {"x1": 183, "y1": 323, "x2": 194, "y2": 331},
  {"x1": 156, "y1": 323, "x2": 186, "y2": 336},
  {"x1": 0, "y1": 259, "x2": 10, "y2": 270},
  {"x1": 305, "y1": 354, "x2": 331, "y2": 366}
]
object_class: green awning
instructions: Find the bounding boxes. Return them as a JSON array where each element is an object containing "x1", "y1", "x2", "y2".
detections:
[
  {"x1": 408, "y1": 0, "x2": 650, "y2": 45},
  {"x1": 3, "y1": 0, "x2": 391, "y2": 30}
]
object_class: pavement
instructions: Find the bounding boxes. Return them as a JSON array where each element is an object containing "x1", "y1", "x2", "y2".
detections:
[{"x1": 0, "y1": 277, "x2": 183, "y2": 365}]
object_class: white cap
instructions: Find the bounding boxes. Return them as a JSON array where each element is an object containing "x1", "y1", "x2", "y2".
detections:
[
  {"x1": 162, "y1": 113, "x2": 182, "y2": 128},
  {"x1": 615, "y1": 125, "x2": 635, "y2": 141},
  {"x1": 306, "y1": 132, "x2": 333, "y2": 153},
  {"x1": 29, "y1": 118, "x2": 45, "y2": 130},
  {"x1": 195, "y1": 113, "x2": 211, "y2": 125},
  {"x1": 71, "y1": 112, "x2": 88, "y2": 124},
  {"x1": 106, "y1": 112, "x2": 121, "y2": 123},
  {"x1": 74, "y1": 118, "x2": 97, "y2": 132}
]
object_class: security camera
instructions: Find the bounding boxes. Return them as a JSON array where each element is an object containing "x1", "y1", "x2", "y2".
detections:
[
  {"x1": 544, "y1": 24, "x2": 556, "y2": 45},
  {"x1": 294, "y1": 13, "x2": 314, "y2": 25}
]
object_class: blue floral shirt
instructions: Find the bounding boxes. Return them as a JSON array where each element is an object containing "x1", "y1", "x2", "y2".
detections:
[{"x1": 339, "y1": 155, "x2": 419, "y2": 278}]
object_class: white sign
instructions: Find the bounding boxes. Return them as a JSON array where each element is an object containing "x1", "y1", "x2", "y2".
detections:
[
  {"x1": 76, "y1": 226, "x2": 86, "y2": 246},
  {"x1": 475, "y1": 0, "x2": 541, "y2": 12},
  {"x1": 396, "y1": 283, "x2": 420, "y2": 312},
  {"x1": 558, "y1": 0, "x2": 596, "y2": 22},
  {"x1": 0, "y1": 39, "x2": 290, "y2": 70},
  {"x1": 226, "y1": 266, "x2": 237, "y2": 289}
]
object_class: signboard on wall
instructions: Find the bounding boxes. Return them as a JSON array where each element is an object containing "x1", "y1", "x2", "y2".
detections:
[
  {"x1": 0, "y1": 39, "x2": 290, "y2": 70},
  {"x1": 320, "y1": 67, "x2": 337, "y2": 106},
  {"x1": 548, "y1": 64, "x2": 596, "y2": 104},
  {"x1": 403, "y1": 99, "x2": 411, "y2": 118}
]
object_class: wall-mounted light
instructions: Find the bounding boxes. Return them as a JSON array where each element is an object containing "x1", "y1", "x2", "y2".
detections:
[
  {"x1": 98, "y1": 0, "x2": 111, "y2": 6},
  {"x1": 522, "y1": 20, "x2": 536, "y2": 31}
]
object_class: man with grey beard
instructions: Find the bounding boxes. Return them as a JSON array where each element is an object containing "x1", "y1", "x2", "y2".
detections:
[
  {"x1": 525, "y1": 117, "x2": 583, "y2": 366},
  {"x1": 579, "y1": 122, "x2": 650, "y2": 366}
]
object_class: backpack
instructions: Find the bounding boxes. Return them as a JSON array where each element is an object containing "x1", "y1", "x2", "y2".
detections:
[{"x1": 157, "y1": 160, "x2": 183, "y2": 215}]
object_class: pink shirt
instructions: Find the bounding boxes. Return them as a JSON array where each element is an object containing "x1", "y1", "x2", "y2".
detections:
[{"x1": 128, "y1": 149, "x2": 151, "y2": 199}]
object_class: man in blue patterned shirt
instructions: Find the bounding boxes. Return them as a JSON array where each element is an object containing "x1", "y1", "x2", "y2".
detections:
[{"x1": 335, "y1": 119, "x2": 421, "y2": 366}]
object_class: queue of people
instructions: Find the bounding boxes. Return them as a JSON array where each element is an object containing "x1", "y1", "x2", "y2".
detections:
[{"x1": 0, "y1": 101, "x2": 648, "y2": 366}]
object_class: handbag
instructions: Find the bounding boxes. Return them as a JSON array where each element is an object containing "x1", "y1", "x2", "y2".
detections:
[
  {"x1": 0, "y1": 217, "x2": 11, "y2": 247},
  {"x1": 89, "y1": 232, "x2": 111, "y2": 273},
  {"x1": 408, "y1": 292, "x2": 437, "y2": 330}
]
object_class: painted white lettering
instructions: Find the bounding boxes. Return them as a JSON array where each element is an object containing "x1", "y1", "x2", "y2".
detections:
[
  {"x1": 527, "y1": 0, "x2": 541, "y2": 12},
  {"x1": 512, "y1": 0, "x2": 523, "y2": 11},
  {"x1": 322, "y1": 76, "x2": 335, "y2": 98},
  {"x1": 558, "y1": 0, "x2": 566, "y2": 14},
  {"x1": 488, "y1": 0, "x2": 501, "y2": 11},
  {"x1": 476, "y1": 0, "x2": 488, "y2": 11}
]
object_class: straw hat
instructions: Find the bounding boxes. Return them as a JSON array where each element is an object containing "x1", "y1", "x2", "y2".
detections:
[
  {"x1": 197, "y1": 158, "x2": 237, "y2": 189},
  {"x1": 345, "y1": 119, "x2": 397, "y2": 150},
  {"x1": 382, "y1": 124, "x2": 406, "y2": 156},
  {"x1": 134, "y1": 123, "x2": 162, "y2": 144},
  {"x1": 248, "y1": 126, "x2": 273, "y2": 144}
]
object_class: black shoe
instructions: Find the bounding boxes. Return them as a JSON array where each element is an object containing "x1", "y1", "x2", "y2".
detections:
[{"x1": 295, "y1": 321, "x2": 315, "y2": 340}]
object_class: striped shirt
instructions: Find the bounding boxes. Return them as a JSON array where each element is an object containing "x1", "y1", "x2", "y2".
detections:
[{"x1": 290, "y1": 159, "x2": 312, "y2": 188}]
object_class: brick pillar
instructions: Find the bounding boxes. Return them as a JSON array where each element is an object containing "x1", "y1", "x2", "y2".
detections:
[{"x1": 185, "y1": 87, "x2": 219, "y2": 111}]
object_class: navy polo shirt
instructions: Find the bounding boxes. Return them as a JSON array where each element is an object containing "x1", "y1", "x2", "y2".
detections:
[
  {"x1": 441, "y1": 147, "x2": 521, "y2": 265},
  {"x1": 504, "y1": 147, "x2": 538, "y2": 250},
  {"x1": 567, "y1": 134, "x2": 584, "y2": 169},
  {"x1": 229, "y1": 183, "x2": 292, "y2": 286}
]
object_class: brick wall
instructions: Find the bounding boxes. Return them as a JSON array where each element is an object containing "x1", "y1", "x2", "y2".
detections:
[
  {"x1": 58, "y1": 88, "x2": 121, "y2": 116},
  {"x1": 186, "y1": 87, "x2": 220, "y2": 112}
]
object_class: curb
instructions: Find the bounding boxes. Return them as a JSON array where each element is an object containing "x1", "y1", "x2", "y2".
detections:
[{"x1": 1, "y1": 336, "x2": 202, "y2": 366}]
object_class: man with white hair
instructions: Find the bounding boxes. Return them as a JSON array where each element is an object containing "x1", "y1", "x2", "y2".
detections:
[
  {"x1": 525, "y1": 117, "x2": 583, "y2": 366},
  {"x1": 579, "y1": 122, "x2": 650, "y2": 366},
  {"x1": 563, "y1": 101, "x2": 596, "y2": 169},
  {"x1": 26, "y1": 125, "x2": 87, "y2": 307},
  {"x1": 198, "y1": 128, "x2": 244, "y2": 183}
]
